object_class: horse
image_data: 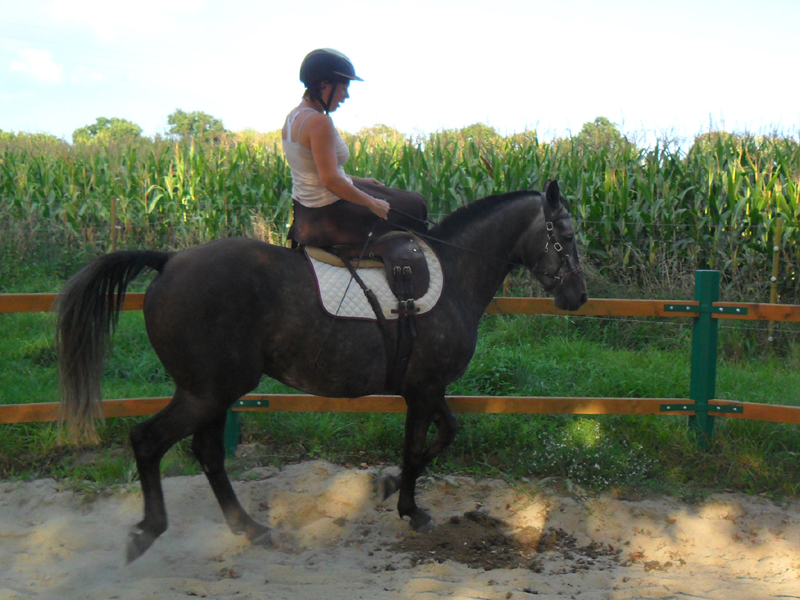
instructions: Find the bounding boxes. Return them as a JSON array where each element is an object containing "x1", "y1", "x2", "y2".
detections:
[{"x1": 56, "y1": 179, "x2": 588, "y2": 563}]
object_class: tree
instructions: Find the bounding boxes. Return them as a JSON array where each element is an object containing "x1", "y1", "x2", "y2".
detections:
[
  {"x1": 356, "y1": 124, "x2": 406, "y2": 146},
  {"x1": 72, "y1": 117, "x2": 142, "y2": 144},
  {"x1": 506, "y1": 130, "x2": 538, "y2": 149},
  {"x1": 688, "y1": 130, "x2": 741, "y2": 156},
  {"x1": 574, "y1": 117, "x2": 630, "y2": 151},
  {"x1": 0, "y1": 130, "x2": 67, "y2": 150},
  {"x1": 427, "y1": 123, "x2": 501, "y2": 149},
  {"x1": 231, "y1": 128, "x2": 282, "y2": 149},
  {"x1": 167, "y1": 109, "x2": 226, "y2": 143},
  {"x1": 458, "y1": 123, "x2": 500, "y2": 145}
]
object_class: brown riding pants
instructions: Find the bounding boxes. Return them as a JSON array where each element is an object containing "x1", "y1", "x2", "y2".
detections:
[{"x1": 288, "y1": 180, "x2": 428, "y2": 247}]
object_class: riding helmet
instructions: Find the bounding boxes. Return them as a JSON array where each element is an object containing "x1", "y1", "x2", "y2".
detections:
[{"x1": 299, "y1": 48, "x2": 363, "y2": 86}]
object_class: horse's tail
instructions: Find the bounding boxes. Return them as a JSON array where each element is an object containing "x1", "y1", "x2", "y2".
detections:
[{"x1": 56, "y1": 250, "x2": 171, "y2": 443}]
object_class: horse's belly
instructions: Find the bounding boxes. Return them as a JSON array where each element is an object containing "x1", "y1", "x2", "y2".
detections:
[{"x1": 263, "y1": 325, "x2": 388, "y2": 398}]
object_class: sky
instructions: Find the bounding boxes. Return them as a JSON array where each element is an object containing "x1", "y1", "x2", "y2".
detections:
[{"x1": 1, "y1": 0, "x2": 799, "y2": 145}]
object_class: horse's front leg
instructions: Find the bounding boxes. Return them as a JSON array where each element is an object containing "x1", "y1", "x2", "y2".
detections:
[{"x1": 381, "y1": 394, "x2": 458, "y2": 532}]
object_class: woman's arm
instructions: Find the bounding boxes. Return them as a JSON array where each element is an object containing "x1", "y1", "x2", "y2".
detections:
[
  {"x1": 350, "y1": 175, "x2": 384, "y2": 186},
  {"x1": 305, "y1": 114, "x2": 390, "y2": 218}
]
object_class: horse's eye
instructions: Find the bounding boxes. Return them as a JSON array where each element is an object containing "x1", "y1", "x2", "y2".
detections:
[{"x1": 563, "y1": 234, "x2": 574, "y2": 243}]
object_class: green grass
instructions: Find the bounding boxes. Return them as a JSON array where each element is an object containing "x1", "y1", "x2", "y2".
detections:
[{"x1": 2, "y1": 266, "x2": 799, "y2": 500}]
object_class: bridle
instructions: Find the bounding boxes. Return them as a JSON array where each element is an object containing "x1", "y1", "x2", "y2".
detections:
[
  {"x1": 531, "y1": 209, "x2": 583, "y2": 292},
  {"x1": 381, "y1": 194, "x2": 584, "y2": 286}
]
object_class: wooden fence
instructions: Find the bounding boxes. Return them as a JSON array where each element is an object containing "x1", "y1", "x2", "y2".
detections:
[{"x1": 3, "y1": 270, "x2": 800, "y2": 453}]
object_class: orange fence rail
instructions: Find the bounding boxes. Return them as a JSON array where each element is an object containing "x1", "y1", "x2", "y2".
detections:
[
  {"x1": 6, "y1": 292, "x2": 800, "y2": 322},
  {"x1": 4, "y1": 395, "x2": 800, "y2": 426},
  {"x1": 3, "y1": 283, "x2": 800, "y2": 449}
]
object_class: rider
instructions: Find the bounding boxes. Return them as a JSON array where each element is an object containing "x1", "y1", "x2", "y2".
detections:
[{"x1": 282, "y1": 48, "x2": 428, "y2": 248}]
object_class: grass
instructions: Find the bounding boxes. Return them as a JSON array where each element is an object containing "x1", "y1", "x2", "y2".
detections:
[{"x1": 1, "y1": 261, "x2": 799, "y2": 501}]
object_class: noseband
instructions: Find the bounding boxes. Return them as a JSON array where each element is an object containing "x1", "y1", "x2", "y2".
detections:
[{"x1": 532, "y1": 212, "x2": 583, "y2": 292}]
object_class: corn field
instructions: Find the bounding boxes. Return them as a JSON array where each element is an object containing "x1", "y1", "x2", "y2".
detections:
[{"x1": 1, "y1": 129, "x2": 799, "y2": 302}]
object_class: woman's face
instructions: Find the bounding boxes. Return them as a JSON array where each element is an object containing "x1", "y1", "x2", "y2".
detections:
[{"x1": 321, "y1": 81, "x2": 350, "y2": 112}]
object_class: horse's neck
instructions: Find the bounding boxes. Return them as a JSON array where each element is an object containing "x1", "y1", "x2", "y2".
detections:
[{"x1": 437, "y1": 196, "x2": 541, "y2": 313}]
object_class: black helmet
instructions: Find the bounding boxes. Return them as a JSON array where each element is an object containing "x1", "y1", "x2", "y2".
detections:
[{"x1": 299, "y1": 48, "x2": 363, "y2": 86}]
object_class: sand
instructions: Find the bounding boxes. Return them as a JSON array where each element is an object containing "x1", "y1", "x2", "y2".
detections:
[{"x1": 1, "y1": 459, "x2": 799, "y2": 600}]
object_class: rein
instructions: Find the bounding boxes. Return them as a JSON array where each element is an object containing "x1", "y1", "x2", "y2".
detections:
[
  {"x1": 391, "y1": 202, "x2": 580, "y2": 286},
  {"x1": 388, "y1": 208, "x2": 524, "y2": 268}
]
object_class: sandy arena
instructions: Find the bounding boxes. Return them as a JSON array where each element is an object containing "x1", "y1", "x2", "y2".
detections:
[{"x1": 1, "y1": 459, "x2": 799, "y2": 599}]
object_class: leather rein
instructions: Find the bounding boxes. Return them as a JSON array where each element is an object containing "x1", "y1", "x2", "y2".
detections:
[{"x1": 391, "y1": 197, "x2": 582, "y2": 287}]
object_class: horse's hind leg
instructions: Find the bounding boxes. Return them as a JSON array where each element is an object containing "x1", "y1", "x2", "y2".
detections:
[
  {"x1": 127, "y1": 387, "x2": 200, "y2": 563},
  {"x1": 381, "y1": 394, "x2": 458, "y2": 532},
  {"x1": 191, "y1": 418, "x2": 270, "y2": 546}
]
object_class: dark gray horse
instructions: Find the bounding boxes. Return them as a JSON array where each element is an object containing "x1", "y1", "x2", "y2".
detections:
[{"x1": 56, "y1": 179, "x2": 587, "y2": 562}]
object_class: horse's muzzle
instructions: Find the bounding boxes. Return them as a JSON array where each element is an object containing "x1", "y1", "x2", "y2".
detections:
[{"x1": 554, "y1": 289, "x2": 588, "y2": 312}]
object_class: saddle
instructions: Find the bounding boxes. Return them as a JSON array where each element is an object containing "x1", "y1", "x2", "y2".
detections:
[
  {"x1": 303, "y1": 231, "x2": 433, "y2": 394},
  {"x1": 305, "y1": 231, "x2": 431, "y2": 302}
]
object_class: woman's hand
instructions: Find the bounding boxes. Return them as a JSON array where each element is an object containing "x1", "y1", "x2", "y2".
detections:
[
  {"x1": 370, "y1": 196, "x2": 390, "y2": 219},
  {"x1": 361, "y1": 177, "x2": 385, "y2": 186}
]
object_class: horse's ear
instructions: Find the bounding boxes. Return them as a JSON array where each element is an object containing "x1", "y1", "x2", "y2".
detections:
[{"x1": 545, "y1": 179, "x2": 561, "y2": 208}]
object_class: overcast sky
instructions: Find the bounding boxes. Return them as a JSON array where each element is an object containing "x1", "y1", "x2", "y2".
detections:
[{"x1": 2, "y1": 0, "x2": 798, "y2": 144}]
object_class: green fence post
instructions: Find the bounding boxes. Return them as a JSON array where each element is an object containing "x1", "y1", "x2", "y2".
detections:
[
  {"x1": 223, "y1": 409, "x2": 240, "y2": 457},
  {"x1": 688, "y1": 270, "x2": 720, "y2": 445}
]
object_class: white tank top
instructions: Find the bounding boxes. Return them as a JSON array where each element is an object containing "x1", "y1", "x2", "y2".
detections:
[{"x1": 281, "y1": 107, "x2": 352, "y2": 207}]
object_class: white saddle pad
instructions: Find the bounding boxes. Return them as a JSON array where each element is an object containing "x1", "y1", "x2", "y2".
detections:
[{"x1": 307, "y1": 239, "x2": 444, "y2": 320}]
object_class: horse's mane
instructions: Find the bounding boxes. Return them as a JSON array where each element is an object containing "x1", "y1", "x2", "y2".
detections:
[{"x1": 429, "y1": 190, "x2": 541, "y2": 238}]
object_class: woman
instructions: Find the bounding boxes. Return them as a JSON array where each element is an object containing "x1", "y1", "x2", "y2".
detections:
[{"x1": 283, "y1": 48, "x2": 428, "y2": 248}]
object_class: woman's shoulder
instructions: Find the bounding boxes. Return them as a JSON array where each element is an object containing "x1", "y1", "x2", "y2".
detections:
[
  {"x1": 286, "y1": 106, "x2": 325, "y2": 123},
  {"x1": 286, "y1": 106, "x2": 332, "y2": 145},
  {"x1": 301, "y1": 108, "x2": 332, "y2": 126},
  {"x1": 301, "y1": 111, "x2": 336, "y2": 139}
]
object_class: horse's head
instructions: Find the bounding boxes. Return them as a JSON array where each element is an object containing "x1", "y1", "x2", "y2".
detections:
[{"x1": 513, "y1": 180, "x2": 588, "y2": 311}]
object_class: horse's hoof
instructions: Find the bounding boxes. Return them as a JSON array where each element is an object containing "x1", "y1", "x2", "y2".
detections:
[
  {"x1": 125, "y1": 526, "x2": 158, "y2": 564},
  {"x1": 377, "y1": 473, "x2": 401, "y2": 501},
  {"x1": 409, "y1": 511, "x2": 435, "y2": 533},
  {"x1": 247, "y1": 523, "x2": 272, "y2": 547}
]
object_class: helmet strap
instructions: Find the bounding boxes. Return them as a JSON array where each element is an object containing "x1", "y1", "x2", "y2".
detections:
[{"x1": 321, "y1": 81, "x2": 337, "y2": 114}]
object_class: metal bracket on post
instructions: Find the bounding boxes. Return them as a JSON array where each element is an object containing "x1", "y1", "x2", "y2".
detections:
[
  {"x1": 688, "y1": 270, "x2": 720, "y2": 446},
  {"x1": 664, "y1": 304, "x2": 749, "y2": 316},
  {"x1": 660, "y1": 403, "x2": 743, "y2": 415},
  {"x1": 659, "y1": 403, "x2": 693, "y2": 412},
  {"x1": 233, "y1": 399, "x2": 271, "y2": 409}
]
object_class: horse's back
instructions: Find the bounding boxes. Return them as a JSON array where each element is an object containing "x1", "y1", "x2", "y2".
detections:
[
  {"x1": 143, "y1": 237, "x2": 387, "y2": 398},
  {"x1": 149, "y1": 237, "x2": 304, "y2": 302}
]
